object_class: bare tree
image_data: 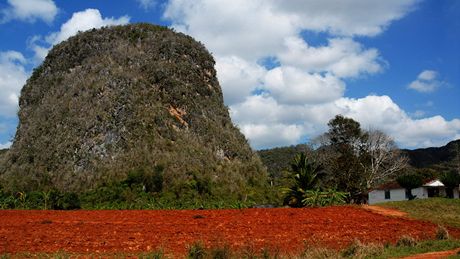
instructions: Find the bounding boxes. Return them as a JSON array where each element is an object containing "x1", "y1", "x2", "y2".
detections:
[{"x1": 361, "y1": 129, "x2": 408, "y2": 189}]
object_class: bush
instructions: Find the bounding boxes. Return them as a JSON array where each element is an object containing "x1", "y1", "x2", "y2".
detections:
[
  {"x1": 435, "y1": 225, "x2": 450, "y2": 240},
  {"x1": 187, "y1": 241, "x2": 207, "y2": 259},
  {"x1": 341, "y1": 239, "x2": 382, "y2": 258},
  {"x1": 210, "y1": 245, "x2": 232, "y2": 259},
  {"x1": 396, "y1": 235, "x2": 418, "y2": 247},
  {"x1": 49, "y1": 190, "x2": 81, "y2": 210}
]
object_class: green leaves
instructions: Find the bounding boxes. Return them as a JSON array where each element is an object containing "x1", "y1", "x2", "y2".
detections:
[
  {"x1": 302, "y1": 189, "x2": 348, "y2": 207},
  {"x1": 283, "y1": 153, "x2": 348, "y2": 207}
]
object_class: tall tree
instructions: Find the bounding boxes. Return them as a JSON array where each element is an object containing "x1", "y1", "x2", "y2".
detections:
[
  {"x1": 317, "y1": 115, "x2": 407, "y2": 203},
  {"x1": 323, "y1": 115, "x2": 368, "y2": 202},
  {"x1": 360, "y1": 130, "x2": 408, "y2": 189}
]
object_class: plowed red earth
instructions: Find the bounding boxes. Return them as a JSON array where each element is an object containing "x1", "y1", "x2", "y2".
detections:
[{"x1": 1, "y1": 206, "x2": 459, "y2": 257}]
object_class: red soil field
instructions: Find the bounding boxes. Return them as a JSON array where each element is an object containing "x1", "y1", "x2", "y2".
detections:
[{"x1": 1, "y1": 206, "x2": 459, "y2": 257}]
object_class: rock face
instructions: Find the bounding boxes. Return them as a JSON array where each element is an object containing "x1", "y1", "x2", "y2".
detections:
[{"x1": 1, "y1": 24, "x2": 266, "y2": 193}]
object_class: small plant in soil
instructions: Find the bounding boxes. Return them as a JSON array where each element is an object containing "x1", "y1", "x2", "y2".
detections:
[
  {"x1": 396, "y1": 235, "x2": 418, "y2": 247},
  {"x1": 435, "y1": 225, "x2": 450, "y2": 240}
]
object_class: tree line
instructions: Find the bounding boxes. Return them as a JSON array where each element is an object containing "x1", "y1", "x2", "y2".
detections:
[{"x1": 283, "y1": 114, "x2": 408, "y2": 206}]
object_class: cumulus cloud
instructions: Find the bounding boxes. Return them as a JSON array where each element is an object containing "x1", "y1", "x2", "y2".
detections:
[
  {"x1": 335, "y1": 96, "x2": 460, "y2": 149},
  {"x1": 163, "y1": 0, "x2": 460, "y2": 149},
  {"x1": 230, "y1": 94, "x2": 460, "y2": 149},
  {"x1": 0, "y1": 51, "x2": 29, "y2": 117},
  {"x1": 272, "y1": 0, "x2": 419, "y2": 36},
  {"x1": 164, "y1": 0, "x2": 297, "y2": 61},
  {"x1": 279, "y1": 37, "x2": 384, "y2": 78},
  {"x1": 215, "y1": 56, "x2": 266, "y2": 105},
  {"x1": 46, "y1": 9, "x2": 130, "y2": 45},
  {"x1": 164, "y1": 0, "x2": 418, "y2": 60},
  {"x1": 408, "y1": 70, "x2": 443, "y2": 93},
  {"x1": 29, "y1": 9, "x2": 130, "y2": 62},
  {"x1": 263, "y1": 67, "x2": 344, "y2": 105},
  {"x1": 241, "y1": 123, "x2": 304, "y2": 150},
  {"x1": 1, "y1": 0, "x2": 58, "y2": 24},
  {"x1": 0, "y1": 141, "x2": 12, "y2": 149}
]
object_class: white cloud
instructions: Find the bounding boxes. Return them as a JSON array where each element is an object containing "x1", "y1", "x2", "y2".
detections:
[
  {"x1": 418, "y1": 70, "x2": 437, "y2": 81},
  {"x1": 137, "y1": 0, "x2": 157, "y2": 10},
  {"x1": 230, "y1": 94, "x2": 460, "y2": 149},
  {"x1": 164, "y1": 0, "x2": 460, "y2": 149},
  {"x1": 272, "y1": 0, "x2": 419, "y2": 36},
  {"x1": 231, "y1": 95, "x2": 287, "y2": 125},
  {"x1": 164, "y1": 0, "x2": 298, "y2": 61},
  {"x1": 215, "y1": 56, "x2": 266, "y2": 105},
  {"x1": 164, "y1": 0, "x2": 418, "y2": 60},
  {"x1": 408, "y1": 70, "x2": 442, "y2": 93},
  {"x1": 0, "y1": 51, "x2": 29, "y2": 117},
  {"x1": 46, "y1": 9, "x2": 130, "y2": 45},
  {"x1": 241, "y1": 123, "x2": 304, "y2": 150},
  {"x1": 29, "y1": 9, "x2": 130, "y2": 62},
  {"x1": 0, "y1": 141, "x2": 12, "y2": 149},
  {"x1": 335, "y1": 96, "x2": 460, "y2": 148},
  {"x1": 263, "y1": 66, "x2": 344, "y2": 105},
  {"x1": 1, "y1": 0, "x2": 58, "y2": 24},
  {"x1": 335, "y1": 95, "x2": 406, "y2": 128},
  {"x1": 279, "y1": 37, "x2": 384, "y2": 78}
]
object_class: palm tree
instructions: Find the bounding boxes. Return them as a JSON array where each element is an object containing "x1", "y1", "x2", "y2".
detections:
[{"x1": 283, "y1": 153, "x2": 324, "y2": 207}]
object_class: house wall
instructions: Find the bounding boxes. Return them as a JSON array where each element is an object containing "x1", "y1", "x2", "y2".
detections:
[
  {"x1": 369, "y1": 188, "x2": 406, "y2": 205},
  {"x1": 412, "y1": 187, "x2": 427, "y2": 199},
  {"x1": 369, "y1": 186, "x2": 460, "y2": 204}
]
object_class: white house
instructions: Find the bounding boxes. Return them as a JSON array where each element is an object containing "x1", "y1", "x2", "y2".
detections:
[{"x1": 368, "y1": 179, "x2": 459, "y2": 205}]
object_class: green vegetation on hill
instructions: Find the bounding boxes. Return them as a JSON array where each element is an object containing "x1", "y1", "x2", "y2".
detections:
[
  {"x1": 379, "y1": 198, "x2": 460, "y2": 228},
  {"x1": 0, "y1": 23, "x2": 274, "y2": 206},
  {"x1": 404, "y1": 139, "x2": 460, "y2": 170},
  {"x1": 0, "y1": 148, "x2": 7, "y2": 165},
  {"x1": 257, "y1": 144, "x2": 311, "y2": 183}
]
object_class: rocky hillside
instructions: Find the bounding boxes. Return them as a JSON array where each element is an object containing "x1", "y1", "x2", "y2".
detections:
[{"x1": 1, "y1": 24, "x2": 267, "y2": 197}]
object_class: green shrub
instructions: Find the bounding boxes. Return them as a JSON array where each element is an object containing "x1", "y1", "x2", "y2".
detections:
[
  {"x1": 187, "y1": 241, "x2": 207, "y2": 259},
  {"x1": 435, "y1": 225, "x2": 449, "y2": 240},
  {"x1": 48, "y1": 190, "x2": 81, "y2": 210},
  {"x1": 210, "y1": 245, "x2": 232, "y2": 259},
  {"x1": 396, "y1": 235, "x2": 417, "y2": 247}
]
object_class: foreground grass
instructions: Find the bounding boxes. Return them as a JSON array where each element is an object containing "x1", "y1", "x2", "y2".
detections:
[
  {"x1": 378, "y1": 198, "x2": 460, "y2": 228},
  {"x1": 1, "y1": 239, "x2": 460, "y2": 259}
]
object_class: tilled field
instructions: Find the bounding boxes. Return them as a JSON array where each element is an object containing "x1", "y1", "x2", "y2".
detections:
[{"x1": 1, "y1": 206, "x2": 458, "y2": 256}]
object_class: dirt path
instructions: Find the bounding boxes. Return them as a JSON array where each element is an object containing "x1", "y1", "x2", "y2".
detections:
[
  {"x1": 1, "y1": 207, "x2": 458, "y2": 257},
  {"x1": 362, "y1": 205, "x2": 408, "y2": 217}
]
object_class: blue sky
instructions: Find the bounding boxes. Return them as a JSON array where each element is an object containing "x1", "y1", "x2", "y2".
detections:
[{"x1": 0, "y1": 0, "x2": 459, "y2": 150}]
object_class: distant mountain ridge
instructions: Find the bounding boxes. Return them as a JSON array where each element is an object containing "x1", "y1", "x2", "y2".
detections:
[
  {"x1": 403, "y1": 139, "x2": 460, "y2": 169},
  {"x1": 257, "y1": 139, "x2": 460, "y2": 176}
]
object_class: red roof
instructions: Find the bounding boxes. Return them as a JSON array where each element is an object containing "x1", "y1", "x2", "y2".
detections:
[{"x1": 371, "y1": 178, "x2": 441, "y2": 191}]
